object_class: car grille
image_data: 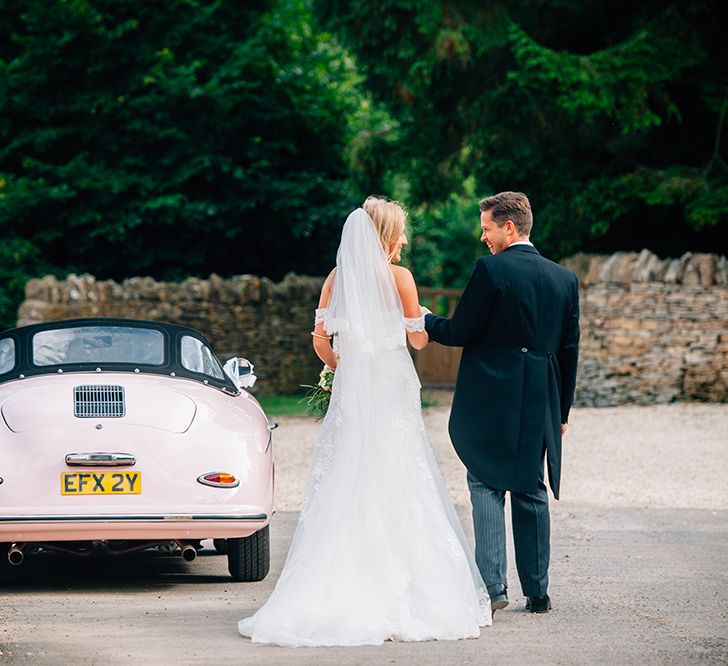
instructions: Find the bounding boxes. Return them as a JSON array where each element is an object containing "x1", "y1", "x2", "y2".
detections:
[{"x1": 73, "y1": 385, "x2": 126, "y2": 418}]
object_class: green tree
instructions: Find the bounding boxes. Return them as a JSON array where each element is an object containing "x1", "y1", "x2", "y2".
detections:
[
  {"x1": 315, "y1": 0, "x2": 728, "y2": 278},
  {"x1": 0, "y1": 0, "x2": 361, "y2": 327}
]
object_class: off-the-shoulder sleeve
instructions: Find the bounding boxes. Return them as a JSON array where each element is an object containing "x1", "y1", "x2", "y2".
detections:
[
  {"x1": 403, "y1": 306, "x2": 426, "y2": 333},
  {"x1": 314, "y1": 307, "x2": 328, "y2": 325}
]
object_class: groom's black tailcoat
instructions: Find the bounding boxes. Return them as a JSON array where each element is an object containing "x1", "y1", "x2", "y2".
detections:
[{"x1": 425, "y1": 245, "x2": 580, "y2": 499}]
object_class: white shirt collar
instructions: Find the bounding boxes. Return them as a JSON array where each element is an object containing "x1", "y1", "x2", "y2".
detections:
[{"x1": 509, "y1": 240, "x2": 534, "y2": 248}]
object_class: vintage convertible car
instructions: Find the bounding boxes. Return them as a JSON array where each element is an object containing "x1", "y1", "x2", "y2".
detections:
[{"x1": 0, "y1": 317, "x2": 275, "y2": 581}]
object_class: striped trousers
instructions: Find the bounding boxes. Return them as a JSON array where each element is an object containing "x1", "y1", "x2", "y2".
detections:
[{"x1": 467, "y1": 459, "x2": 550, "y2": 597}]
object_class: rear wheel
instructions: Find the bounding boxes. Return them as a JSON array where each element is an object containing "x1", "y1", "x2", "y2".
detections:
[
  {"x1": 227, "y1": 525, "x2": 270, "y2": 581},
  {"x1": 212, "y1": 539, "x2": 227, "y2": 554}
]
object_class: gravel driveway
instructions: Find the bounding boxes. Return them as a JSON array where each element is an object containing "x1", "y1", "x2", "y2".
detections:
[{"x1": 273, "y1": 398, "x2": 728, "y2": 511}]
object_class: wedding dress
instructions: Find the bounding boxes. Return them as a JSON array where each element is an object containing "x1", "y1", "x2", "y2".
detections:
[{"x1": 238, "y1": 209, "x2": 491, "y2": 646}]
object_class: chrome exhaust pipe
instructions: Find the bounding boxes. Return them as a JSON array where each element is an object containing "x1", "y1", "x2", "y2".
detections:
[
  {"x1": 8, "y1": 544, "x2": 25, "y2": 566},
  {"x1": 175, "y1": 541, "x2": 197, "y2": 562},
  {"x1": 181, "y1": 545, "x2": 197, "y2": 562}
]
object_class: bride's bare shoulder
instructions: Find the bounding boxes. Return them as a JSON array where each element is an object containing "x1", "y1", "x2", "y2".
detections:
[
  {"x1": 390, "y1": 265, "x2": 416, "y2": 288},
  {"x1": 318, "y1": 268, "x2": 337, "y2": 307},
  {"x1": 323, "y1": 267, "x2": 337, "y2": 286},
  {"x1": 390, "y1": 266, "x2": 421, "y2": 308}
]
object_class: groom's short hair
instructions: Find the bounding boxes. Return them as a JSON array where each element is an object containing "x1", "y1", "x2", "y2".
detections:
[{"x1": 479, "y1": 192, "x2": 533, "y2": 237}]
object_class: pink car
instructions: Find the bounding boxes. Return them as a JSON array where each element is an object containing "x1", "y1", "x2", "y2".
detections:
[{"x1": 0, "y1": 318, "x2": 275, "y2": 581}]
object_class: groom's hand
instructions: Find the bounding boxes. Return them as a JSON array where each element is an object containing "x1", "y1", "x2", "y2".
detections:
[{"x1": 561, "y1": 423, "x2": 568, "y2": 436}]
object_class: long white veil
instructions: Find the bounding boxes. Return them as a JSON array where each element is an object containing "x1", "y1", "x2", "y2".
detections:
[
  {"x1": 323, "y1": 207, "x2": 404, "y2": 357},
  {"x1": 322, "y1": 207, "x2": 405, "y2": 428}
]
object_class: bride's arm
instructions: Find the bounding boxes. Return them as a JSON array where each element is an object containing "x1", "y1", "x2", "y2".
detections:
[
  {"x1": 392, "y1": 266, "x2": 429, "y2": 350},
  {"x1": 312, "y1": 269, "x2": 338, "y2": 369}
]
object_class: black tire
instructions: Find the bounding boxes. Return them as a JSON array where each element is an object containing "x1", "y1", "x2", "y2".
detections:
[
  {"x1": 212, "y1": 539, "x2": 227, "y2": 554},
  {"x1": 227, "y1": 525, "x2": 270, "y2": 581}
]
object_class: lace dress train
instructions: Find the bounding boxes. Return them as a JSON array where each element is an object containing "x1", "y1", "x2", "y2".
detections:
[{"x1": 237, "y1": 321, "x2": 490, "y2": 646}]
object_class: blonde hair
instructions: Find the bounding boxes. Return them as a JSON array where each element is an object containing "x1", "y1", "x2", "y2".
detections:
[{"x1": 363, "y1": 195, "x2": 407, "y2": 261}]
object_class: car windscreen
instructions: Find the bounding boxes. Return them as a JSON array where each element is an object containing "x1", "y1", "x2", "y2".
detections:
[
  {"x1": 180, "y1": 335, "x2": 225, "y2": 380},
  {"x1": 0, "y1": 338, "x2": 15, "y2": 374},
  {"x1": 32, "y1": 326, "x2": 165, "y2": 366}
]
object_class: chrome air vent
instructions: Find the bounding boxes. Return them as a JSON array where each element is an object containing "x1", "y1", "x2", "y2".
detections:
[{"x1": 74, "y1": 385, "x2": 126, "y2": 418}]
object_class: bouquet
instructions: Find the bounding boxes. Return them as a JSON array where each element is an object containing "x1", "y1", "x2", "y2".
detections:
[{"x1": 301, "y1": 364, "x2": 335, "y2": 420}]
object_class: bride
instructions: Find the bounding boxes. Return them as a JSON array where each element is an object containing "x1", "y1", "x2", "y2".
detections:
[{"x1": 238, "y1": 197, "x2": 491, "y2": 646}]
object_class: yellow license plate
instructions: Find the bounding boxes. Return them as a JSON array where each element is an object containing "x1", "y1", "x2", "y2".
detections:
[{"x1": 61, "y1": 471, "x2": 142, "y2": 495}]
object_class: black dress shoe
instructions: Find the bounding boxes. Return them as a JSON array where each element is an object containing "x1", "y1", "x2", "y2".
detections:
[
  {"x1": 525, "y1": 595, "x2": 551, "y2": 613},
  {"x1": 487, "y1": 584, "x2": 509, "y2": 612}
]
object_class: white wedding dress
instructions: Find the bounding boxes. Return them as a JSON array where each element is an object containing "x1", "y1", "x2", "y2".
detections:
[{"x1": 238, "y1": 209, "x2": 491, "y2": 646}]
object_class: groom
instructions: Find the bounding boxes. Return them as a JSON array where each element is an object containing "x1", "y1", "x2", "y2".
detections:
[{"x1": 424, "y1": 191, "x2": 579, "y2": 614}]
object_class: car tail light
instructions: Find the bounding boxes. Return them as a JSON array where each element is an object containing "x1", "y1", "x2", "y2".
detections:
[{"x1": 197, "y1": 472, "x2": 239, "y2": 488}]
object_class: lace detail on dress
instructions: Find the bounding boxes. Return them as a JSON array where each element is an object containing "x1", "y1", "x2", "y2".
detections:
[
  {"x1": 314, "y1": 307, "x2": 328, "y2": 325},
  {"x1": 403, "y1": 306, "x2": 426, "y2": 333},
  {"x1": 309, "y1": 400, "x2": 342, "y2": 494}
]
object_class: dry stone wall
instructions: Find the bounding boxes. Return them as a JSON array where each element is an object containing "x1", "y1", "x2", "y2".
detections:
[
  {"x1": 15, "y1": 249, "x2": 728, "y2": 404},
  {"x1": 561, "y1": 250, "x2": 728, "y2": 405}
]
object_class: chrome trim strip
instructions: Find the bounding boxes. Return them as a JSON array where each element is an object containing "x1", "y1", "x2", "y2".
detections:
[
  {"x1": 65, "y1": 452, "x2": 137, "y2": 467},
  {"x1": 0, "y1": 513, "x2": 267, "y2": 522}
]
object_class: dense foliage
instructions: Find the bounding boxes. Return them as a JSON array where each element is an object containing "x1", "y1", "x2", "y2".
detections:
[
  {"x1": 0, "y1": 0, "x2": 362, "y2": 327},
  {"x1": 315, "y1": 0, "x2": 728, "y2": 284},
  {"x1": 0, "y1": 0, "x2": 726, "y2": 327}
]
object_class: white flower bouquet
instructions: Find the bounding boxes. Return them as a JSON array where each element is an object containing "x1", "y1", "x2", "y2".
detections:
[{"x1": 301, "y1": 364, "x2": 335, "y2": 419}]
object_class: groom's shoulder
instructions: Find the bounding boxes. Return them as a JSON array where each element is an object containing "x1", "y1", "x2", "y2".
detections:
[
  {"x1": 473, "y1": 253, "x2": 508, "y2": 277},
  {"x1": 540, "y1": 253, "x2": 577, "y2": 276},
  {"x1": 472, "y1": 254, "x2": 497, "y2": 275},
  {"x1": 477, "y1": 252, "x2": 512, "y2": 269},
  {"x1": 539, "y1": 254, "x2": 580, "y2": 287},
  {"x1": 485, "y1": 250, "x2": 575, "y2": 280},
  {"x1": 476, "y1": 253, "x2": 499, "y2": 266}
]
